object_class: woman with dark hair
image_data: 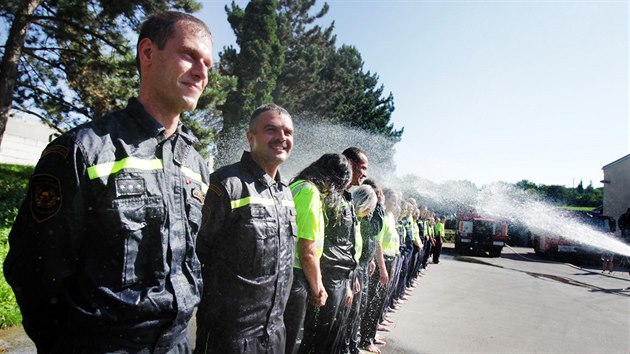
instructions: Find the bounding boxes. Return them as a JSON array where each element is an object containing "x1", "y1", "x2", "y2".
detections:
[{"x1": 284, "y1": 153, "x2": 351, "y2": 354}]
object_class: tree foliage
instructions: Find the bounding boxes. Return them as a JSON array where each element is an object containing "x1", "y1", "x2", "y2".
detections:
[
  {"x1": 515, "y1": 179, "x2": 603, "y2": 208},
  {"x1": 215, "y1": 0, "x2": 284, "y2": 165},
  {"x1": 216, "y1": 0, "x2": 402, "y2": 166},
  {"x1": 220, "y1": 0, "x2": 284, "y2": 134}
]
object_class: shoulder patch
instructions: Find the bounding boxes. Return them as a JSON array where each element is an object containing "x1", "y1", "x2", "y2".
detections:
[
  {"x1": 40, "y1": 145, "x2": 69, "y2": 159},
  {"x1": 208, "y1": 183, "x2": 223, "y2": 197},
  {"x1": 30, "y1": 174, "x2": 62, "y2": 223}
]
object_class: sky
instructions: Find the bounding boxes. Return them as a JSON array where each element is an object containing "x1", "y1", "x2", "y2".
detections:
[{"x1": 198, "y1": 0, "x2": 628, "y2": 187}]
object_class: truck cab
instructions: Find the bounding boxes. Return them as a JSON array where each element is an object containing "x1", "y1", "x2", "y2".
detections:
[{"x1": 455, "y1": 218, "x2": 509, "y2": 257}]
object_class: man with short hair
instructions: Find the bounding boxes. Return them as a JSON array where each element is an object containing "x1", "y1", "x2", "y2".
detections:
[
  {"x1": 4, "y1": 11, "x2": 213, "y2": 352},
  {"x1": 343, "y1": 147, "x2": 369, "y2": 186},
  {"x1": 195, "y1": 104, "x2": 296, "y2": 353}
]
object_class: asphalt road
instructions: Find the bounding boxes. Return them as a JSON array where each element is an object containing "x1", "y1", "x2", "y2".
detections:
[
  {"x1": 379, "y1": 245, "x2": 630, "y2": 354},
  {"x1": 2, "y1": 245, "x2": 629, "y2": 353}
]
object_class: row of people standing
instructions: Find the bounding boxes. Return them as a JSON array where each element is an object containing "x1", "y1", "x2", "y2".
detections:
[
  {"x1": 283, "y1": 159, "x2": 448, "y2": 354},
  {"x1": 356, "y1": 192, "x2": 445, "y2": 354}
]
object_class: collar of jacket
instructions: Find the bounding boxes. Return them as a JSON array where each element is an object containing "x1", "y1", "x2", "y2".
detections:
[
  {"x1": 125, "y1": 98, "x2": 199, "y2": 145},
  {"x1": 240, "y1": 151, "x2": 289, "y2": 188}
]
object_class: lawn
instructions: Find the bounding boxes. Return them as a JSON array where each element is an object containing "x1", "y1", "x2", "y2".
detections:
[{"x1": 0, "y1": 163, "x2": 32, "y2": 328}]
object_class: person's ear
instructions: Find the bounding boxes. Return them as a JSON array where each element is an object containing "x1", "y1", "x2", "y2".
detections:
[{"x1": 138, "y1": 38, "x2": 155, "y2": 68}]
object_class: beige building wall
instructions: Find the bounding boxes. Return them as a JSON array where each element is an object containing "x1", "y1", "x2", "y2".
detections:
[
  {"x1": 0, "y1": 117, "x2": 57, "y2": 166},
  {"x1": 602, "y1": 154, "x2": 630, "y2": 223}
]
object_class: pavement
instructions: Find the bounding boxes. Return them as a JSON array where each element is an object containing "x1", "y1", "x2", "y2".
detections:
[{"x1": 3, "y1": 242, "x2": 627, "y2": 353}]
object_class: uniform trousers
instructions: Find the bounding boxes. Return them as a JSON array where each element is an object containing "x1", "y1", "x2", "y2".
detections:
[
  {"x1": 299, "y1": 272, "x2": 350, "y2": 354},
  {"x1": 284, "y1": 268, "x2": 309, "y2": 354}
]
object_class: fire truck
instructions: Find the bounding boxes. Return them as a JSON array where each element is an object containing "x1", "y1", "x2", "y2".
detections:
[
  {"x1": 454, "y1": 218, "x2": 509, "y2": 257},
  {"x1": 532, "y1": 211, "x2": 615, "y2": 260}
]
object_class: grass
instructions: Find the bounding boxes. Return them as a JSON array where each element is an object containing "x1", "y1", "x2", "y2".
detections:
[
  {"x1": 0, "y1": 228, "x2": 22, "y2": 328},
  {"x1": 0, "y1": 164, "x2": 31, "y2": 329}
]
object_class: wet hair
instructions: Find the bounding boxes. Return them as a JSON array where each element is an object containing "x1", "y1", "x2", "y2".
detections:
[
  {"x1": 352, "y1": 185, "x2": 377, "y2": 218},
  {"x1": 363, "y1": 178, "x2": 383, "y2": 203},
  {"x1": 249, "y1": 103, "x2": 291, "y2": 133},
  {"x1": 342, "y1": 147, "x2": 367, "y2": 164},
  {"x1": 292, "y1": 153, "x2": 351, "y2": 209},
  {"x1": 136, "y1": 11, "x2": 211, "y2": 74},
  {"x1": 362, "y1": 178, "x2": 378, "y2": 190}
]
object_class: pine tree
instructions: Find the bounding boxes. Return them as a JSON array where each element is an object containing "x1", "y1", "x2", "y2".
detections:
[{"x1": 216, "y1": 0, "x2": 284, "y2": 166}]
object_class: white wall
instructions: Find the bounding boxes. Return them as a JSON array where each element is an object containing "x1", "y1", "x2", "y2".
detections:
[
  {"x1": 603, "y1": 155, "x2": 630, "y2": 223},
  {"x1": 0, "y1": 117, "x2": 57, "y2": 166}
]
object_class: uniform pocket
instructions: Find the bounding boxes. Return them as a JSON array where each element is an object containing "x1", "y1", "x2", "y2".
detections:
[
  {"x1": 111, "y1": 196, "x2": 165, "y2": 287},
  {"x1": 235, "y1": 205, "x2": 278, "y2": 277}
]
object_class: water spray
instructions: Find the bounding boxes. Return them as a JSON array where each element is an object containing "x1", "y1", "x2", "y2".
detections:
[{"x1": 213, "y1": 118, "x2": 630, "y2": 258}]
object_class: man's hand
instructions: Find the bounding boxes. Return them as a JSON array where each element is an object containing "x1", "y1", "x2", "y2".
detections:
[
  {"x1": 345, "y1": 283, "x2": 354, "y2": 308},
  {"x1": 369, "y1": 260, "x2": 376, "y2": 275},
  {"x1": 379, "y1": 268, "x2": 389, "y2": 285},
  {"x1": 310, "y1": 287, "x2": 328, "y2": 307}
]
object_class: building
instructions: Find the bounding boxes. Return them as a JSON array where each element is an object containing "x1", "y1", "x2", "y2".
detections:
[
  {"x1": 0, "y1": 116, "x2": 58, "y2": 166},
  {"x1": 602, "y1": 154, "x2": 630, "y2": 223}
]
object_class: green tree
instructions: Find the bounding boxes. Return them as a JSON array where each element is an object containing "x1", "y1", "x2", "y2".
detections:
[
  {"x1": 273, "y1": 0, "x2": 334, "y2": 116},
  {"x1": 320, "y1": 45, "x2": 400, "y2": 139},
  {"x1": 515, "y1": 179, "x2": 538, "y2": 191},
  {"x1": 216, "y1": 0, "x2": 284, "y2": 165},
  {"x1": 220, "y1": 0, "x2": 283, "y2": 134},
  {"x1": 217, "y1": 0, "x2": 402, "y2": 166},
  {"x1": 576, "y1": 180, "x2": 584, "y2": 194}
]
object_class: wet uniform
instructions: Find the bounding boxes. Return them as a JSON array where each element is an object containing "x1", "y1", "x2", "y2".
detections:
[
  {"x1": 359, "y1": 203, "x2": 386, "y2": 349},
  {"x1": 195, "y1": 151, "x2": 296, "y2": 354},
  {"x1": 342, "y1": 202, "x2": 383, "y2": 354},
  {"x1": 4, "y1": 98, "x2": 209, "y2": 353},
  {"x1": 299, "y1": 191, "x2": 358, "y2": 354},
  {"x1": 283, "y1": 180, "x2": 325, "y2": 354}
]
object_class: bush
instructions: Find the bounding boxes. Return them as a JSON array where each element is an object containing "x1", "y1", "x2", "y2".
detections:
[
  {"x1": 0, "y1": 228, "x2": 22, "y2": 328},
  {"x1": 0, "y1": 164, "x2": 32, "y2": 328},
  {"x1": 0, "y1": 164, "x2": 33, "y2": 228}
]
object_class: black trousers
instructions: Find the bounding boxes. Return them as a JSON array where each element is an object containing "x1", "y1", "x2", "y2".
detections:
[
  {"x1": 394, "y1": 252, "x2": 410, "y2": 301},
  {"x1": 411, "y1": 245, "x2": 424, "y2": 281},
  {"x1": 422, "y1": 240, "x2": 432, "y2": 268},
  {"x1": 339, "y1": 264, "x2": 368, "y2": 354},
  {"x1": 299, "y1": 273, "x2": 350, "y2": 354},
  {"x1": 359, "y1": 259, "x2": 390, "y2": 347},
  {"x1": 284, "y1": 268, "x2": 309, "y2": 354},
  {"x1": 383, "y1": 255, "x2": 401, "y2": 320},
  {"x1": 433, "y1": 241, "x2": 443, "y2": 263}
]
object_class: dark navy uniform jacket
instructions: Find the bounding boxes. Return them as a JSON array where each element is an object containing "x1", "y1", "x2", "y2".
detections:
[
  {"x1": 195, "y1": 151, "x2": 296, "y2": 354},
  {"x1": 4, "y1": 98, "x2": 209, "y2": 353}
]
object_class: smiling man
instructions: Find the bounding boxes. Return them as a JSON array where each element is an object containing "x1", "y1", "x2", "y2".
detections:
[
  {"x1": 195, "y1": 104, "x2": 297, "y2": 353},
  {"x1": 4, "y1": 12, "x2": 212, "y2": 353}
]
